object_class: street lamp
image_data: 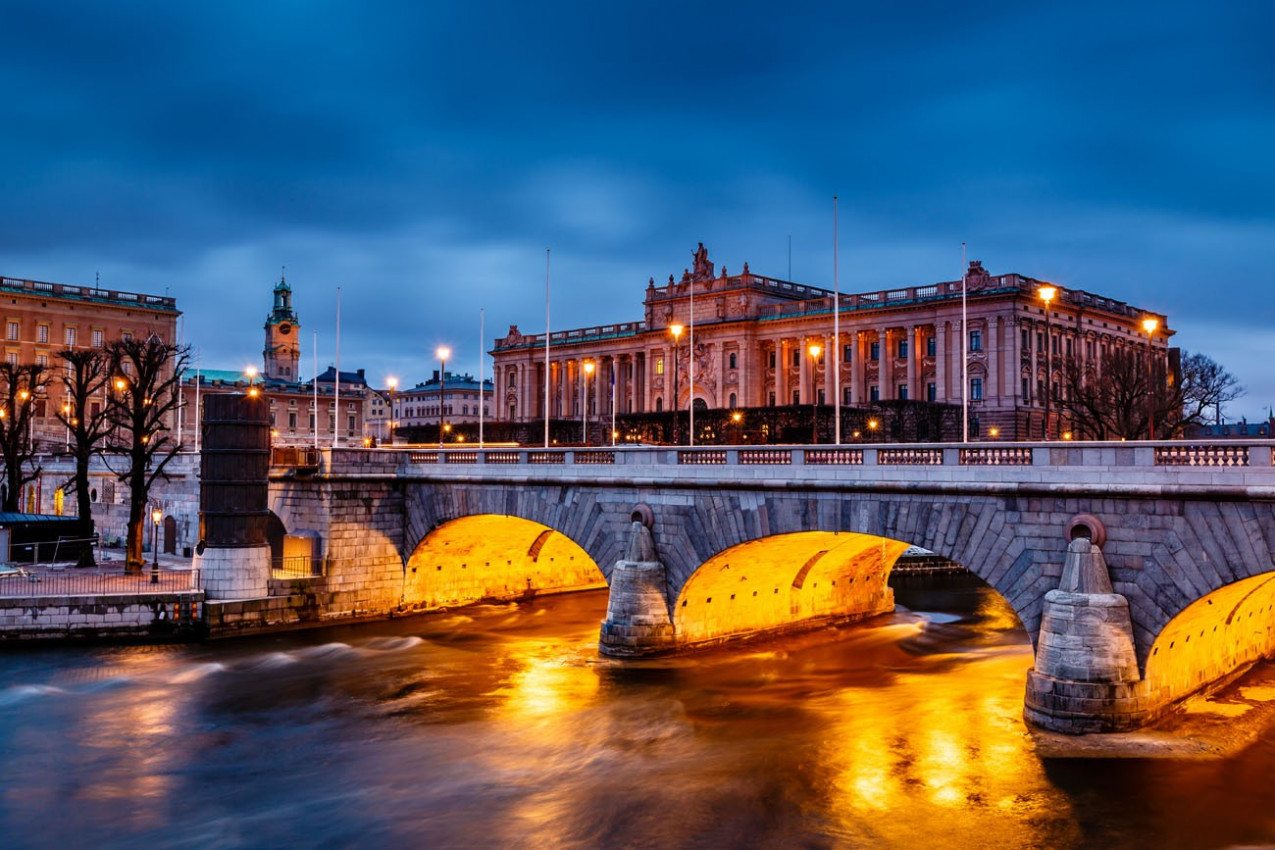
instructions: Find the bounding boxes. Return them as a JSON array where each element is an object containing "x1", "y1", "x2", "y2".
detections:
[
  {"x1": 62, "y1": 402, "x2": 71, "y2": 451},
  {"x1": 436, "y1": 347, "x2": 451, "y2": 448},
  {"x1": 150, "y1": 507, "x2": 162, "y2": 584},
  {"x1": 386, "y1": 376, "x2": 398, "y2": 445},
  {"x1": 807, "y1": 343, "x2": 822, "y2": 444},
  {"x1": 867, "y1": 418, "x2": 879, "y2": 440},
  {"x1": 582, "y1": 359, "x2": 595, "y2": 445},
  {"x1": 1038, "y1": 285, "x2": 1057, "y2": 440},
  {"x1": 731, "y1": 410, "x2": 743, "y2": 445},
  {"x1": 668, "y1": 323, "x2": 684, "y2": 444},
  {"x1": 245, "y1": 366, "x2": 260, "y2": 399},
  {"x1": 1142, "y1": 317, "x2": 1159, "y2": 441}
]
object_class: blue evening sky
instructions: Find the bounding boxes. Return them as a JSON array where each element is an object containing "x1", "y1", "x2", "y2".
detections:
[{"x1": 1, "y1": 2, "x2": 1272, "y2": 418}]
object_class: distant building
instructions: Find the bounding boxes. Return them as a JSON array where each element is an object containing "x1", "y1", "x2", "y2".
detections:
[
  {"x1": 394, "y1": 371, "x2": 494, "y2": 434},
  {"x1": 1189, "y1": 417, "x2": 1274, "y2": 439},
  {"x1": 180, "y1": 274, "x2": 367, "y2": 446},
  {"x1": 490, "y1": 244, "x2": 1173, "y2": 440}
]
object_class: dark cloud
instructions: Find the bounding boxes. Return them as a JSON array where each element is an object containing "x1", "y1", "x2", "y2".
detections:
[{"x1": 0, "y1": 0, "x2": 1272, "y2": 415}]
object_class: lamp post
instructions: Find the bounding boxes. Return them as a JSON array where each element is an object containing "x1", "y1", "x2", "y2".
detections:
[
  {"x1": 62, "y1": 403, "x2": 71, "y2": 451},
  {"x1": 1142, "y1": 317, "x2": 1159, "y2": 441},
  {"x1": 582, "y1": 360, "x2": 595, "y2": 445},
  {"x1": 731, "y1": 410, "x2": 743, "y2": 445},
  {"x1": 436, "y1": 347, "x2": 450, "y2": 447},
  {"x1": 807, "y1": 343, "x2": 822, "y2": 444},
  {"x1": 669, "y1": 324, "x2": 684, "y2": 444},
  {"x1": 386, "y1": 376, "x2": 398, "y2": 445},
  {"x1": 150, "y1": 507, "x2": 162, "y2": 584},
  {"x1": 1038, "y1": 285, "x2": 1057, "y2": 440}
]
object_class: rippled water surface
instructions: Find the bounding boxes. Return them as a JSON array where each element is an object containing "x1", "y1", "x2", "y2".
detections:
[{"x1": 3, "y1": 575, "x2": 1275, "y2": 849}]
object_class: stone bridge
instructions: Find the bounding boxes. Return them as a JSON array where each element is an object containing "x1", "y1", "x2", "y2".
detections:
[{"x1": 262, "y1": 441, "x2": 1275, "y2": 733}]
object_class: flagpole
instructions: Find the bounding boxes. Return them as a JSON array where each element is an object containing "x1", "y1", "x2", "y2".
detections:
[
  {"x1": 688, "y1": 273, "x2": 695, "y2": 447},
  {"x1": 961, "y1": 243, "x2": 969, "y2": 444},
  {"x1": 334, "y1": 286, "x2": 341, "y2": 449},
  {"x1": 313, "y1": 331, "x2": 319, "y2": 450},
  {"x1": 833, "y1": 195, "x2": 841, "y2": 445},
  {"x1": 478, "y1": 307, "x2": 485, "y2": 448},
  {"x1": 193, "y1": 350, "x2": 201, "y2": 454},
  {"x1": 544, "y1": 248, "x2": 551, "y2": 449}
]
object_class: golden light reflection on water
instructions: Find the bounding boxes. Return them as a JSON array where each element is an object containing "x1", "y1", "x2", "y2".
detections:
[
  {"x1": 495, "y1": 651, "x2": 601, "y2": 719},
  {"x1": 817, "y1": 645, "x2": 1077, "y2": 847}
]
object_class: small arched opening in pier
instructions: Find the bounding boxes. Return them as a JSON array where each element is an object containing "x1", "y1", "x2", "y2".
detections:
[
  {"x1": 671, "y1": 531, "x2": 911, "y2": 649},
  {"x1": 1143, "y1": 573, "x2": 1275, "y2": 708},
  {"x1": 402, "y1": 514, "x2": 607, "y2": 611}
]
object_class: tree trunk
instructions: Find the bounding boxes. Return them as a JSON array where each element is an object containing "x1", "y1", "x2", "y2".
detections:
[
  {"x1": 124, "y1": 455, "x2": 148, "y2": 574},
  {"x1": 74, "y1": 449, "x2": 97, "y2": 567}
]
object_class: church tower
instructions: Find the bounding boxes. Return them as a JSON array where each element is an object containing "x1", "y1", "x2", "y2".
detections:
[{"x1": 263, "y1": 270, "x2": 301, "y2": 381}]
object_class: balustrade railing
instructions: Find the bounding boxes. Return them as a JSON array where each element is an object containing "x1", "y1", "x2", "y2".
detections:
[
  {"x1": 960, "y1": 447, "x2": 1033, "y2": 466},
  {"x1": 805, "y1": 449, "x2": 864, "y2": 466},
  {"x1": 1155, "y1": 445, "x2": 1249, "y2": 467}
]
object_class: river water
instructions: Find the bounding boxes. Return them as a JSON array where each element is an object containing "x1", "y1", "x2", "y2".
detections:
[{"x1": 2, "y1": 575, "x2": 1275, "y2": 849}]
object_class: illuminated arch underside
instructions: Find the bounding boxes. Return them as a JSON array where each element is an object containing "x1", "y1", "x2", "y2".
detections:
[
  {"x1": 403, "y1": 515, "x2": 606, "y2": 609},
  {"x1": 1144, "y1": 572, "x2": 1275, "y2": 704},
  {"x1": 673, "y1": 531, "x2": 910, "y2": 647}
]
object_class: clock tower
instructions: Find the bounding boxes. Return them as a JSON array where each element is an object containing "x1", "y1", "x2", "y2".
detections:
[{"x1": 263, "y1": 270, "x2": 301, "y2": 381}]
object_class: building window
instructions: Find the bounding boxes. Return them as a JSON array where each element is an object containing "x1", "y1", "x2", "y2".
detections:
[
  {"x1": 729, "y1": 392, "x2": 736, "y2": 407},
  {"x1": 37, "y1": 324, "x2": 48, "y2": 344},
  {"x1": 969, "y1": 330, "x2": 982, "y2": 352},
  {"x1": 843, "y1": 387, "x2": 852, "y2": 406},
  {"x1": 655, "y1": 357, "x2": 664, "y2": 376},
  {"x1": 792, "y1": 390, "x2": 800, "y2": 405},
  {"x1": 768, "y1": 351, "x2": 776, "y2": 368},
  {"x1": 897, "y1": 340, "x2": 908, "y2": 359},
  {"x1": 870, "y1": 342, "x2": 880, "y2": 361},
  {"x1": 92, "y1": 329, "x2": 104, "y2": 348},
  {"x1": 655, "y1": 397, "x2": 663, "y2": 412},
  {"x1": 817, "y1": 390, "x2": 825, "y2": 405},
  {"x1": 1022, "y1": 377, "x2": 1031, "y2": 401},
  {"x1": 348, "y1": 415, "x2": 356, "y2": 432},
  {"x1": 309, "y1": 413, "x2": 316, "y2": 428},
  {"x1": 898, "y1": 384, "x2": 908, "y2": 400},
  {"x1": 791, "y1": 350, "x2": 800, "y2": 368},
  {"x1": 65, "y1": 327, "x2": 77, "y2": 347},
  {"x1": 927, "y1": 336, "x2": 936, "y2": 357},
  {"x1": 869, "y1": 385, "x2": 879, "y2": 402},
  {"x1": 5, "y1": 352, "x2": 16, "y2": 366},
  {"x1": 1036, "y1": 331, "x2": 1044, "y2": 352},
  {"x1": 289, "y1": 412, "x2": 297, "y2": 429},
  {"x1": 843, "y1": 344, "x2": 852, "y2": 363},
  {"x1": 927, "y1": 383, "x2": 936, "y2": 402},
  {"x1": 5, "y1": 321, "x2": 17, "y2": 341},
  {"x1": 768, "y1": 392, "x2": 776, "y2": 406},
  {"x1": 971, "y1": 417, "x2": 981, "y2": 438},
  {"x1": 728, "y1": 352, "x2": 737, "y2": 370},
  {"x1": 971, "y1": 377, "x2": 984, "y2": 401},
  {"x1": 35, "y1": 353, "x2": 47, "y2": 367},
  {"x1": 1022, "y1": 329, "x2": 1031, "y2": 351}
]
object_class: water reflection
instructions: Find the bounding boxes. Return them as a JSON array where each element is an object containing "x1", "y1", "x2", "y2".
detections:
[{"x1": 1, "y1": 575, "x2": 1274, "y2": 848}]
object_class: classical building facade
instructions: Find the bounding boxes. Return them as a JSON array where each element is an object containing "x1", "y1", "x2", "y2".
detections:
[
  {"x1": 0, "y1": 272, "x2": 180, "y2": 451},
  {"x1": 491, "y1": 244, "x2": 1172, "y2": 440}
]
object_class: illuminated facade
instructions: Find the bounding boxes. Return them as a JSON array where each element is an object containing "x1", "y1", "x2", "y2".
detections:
[
  {"x1": 491, "y1": 244, "x2": 1172, "y2": 439},
  {"x1": 0, "y1": 272, "x2": 179, "y2": 451},
  {"x1": 393, "y1": 371, "x2": 494, "y2": 431}
]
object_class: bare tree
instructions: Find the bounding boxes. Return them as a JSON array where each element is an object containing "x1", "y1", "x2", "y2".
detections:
[
  {"x1": 1055, "y1": 348, "x2": 1243, "y2": 440},
  {"x1": 55, "y1": 348, "x2": 114, "y2": 565},
  {"x1": 106, "y1": 335, "x2": 189, "y2": 573},
  {"x1": 1176, "y1": 351, "x2": 1244, "y2": 435},
  {"x1": 0, "y1": 363, "x2": 49, "y2": 512}
]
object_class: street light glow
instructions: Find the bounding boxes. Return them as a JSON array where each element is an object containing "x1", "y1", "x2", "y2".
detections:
[
  {"x1": 436, "y1": 346, "x2": 451, "y2": 361},
  {"x1": 1038, "y1": 285, "x2": 1057, "y2": 304},
  {"x1": 669, "y1": 323, "x2": 684, "y2": 339},
  {"x1": 1142, "y1": 317, "x2": 1159, "y2": 335}
]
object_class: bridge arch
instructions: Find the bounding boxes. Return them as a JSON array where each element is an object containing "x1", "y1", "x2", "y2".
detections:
[
  {"x1": 671, "y1": 531, "x2": 909, "y2": 648},
  {"x1": 401, "y1": 514, "x2": 606, "y2": 610},
  {"x1": 1142, "y1": 573, "x2": 1275, "y2": 707}
]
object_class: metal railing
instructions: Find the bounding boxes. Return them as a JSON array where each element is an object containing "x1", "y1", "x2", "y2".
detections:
[
  {"x1": 0, "y1": 564, "x2": 199, "y2": 598},
  {"x1": 271, "y1": 556, "x2": 324, "y2": 579}
]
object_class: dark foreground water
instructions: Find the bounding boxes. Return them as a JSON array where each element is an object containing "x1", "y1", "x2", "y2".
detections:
[{"x1": 3, "y1": 576, "x2": 1275, "y2": 849}]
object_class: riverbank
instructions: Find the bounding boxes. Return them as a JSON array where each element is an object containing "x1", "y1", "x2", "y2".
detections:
[{"x1": 1032, "y1": 661, "x2": 1275, "y2": 759}]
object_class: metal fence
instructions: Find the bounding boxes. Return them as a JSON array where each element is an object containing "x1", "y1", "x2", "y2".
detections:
[{"x1": 0, "y1": 564, "x2": 199, "y2": 598}]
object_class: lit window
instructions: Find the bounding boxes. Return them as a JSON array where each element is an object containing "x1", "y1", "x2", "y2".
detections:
[{"x1": 655, "y1": 357, "x2": 664, "y2": 375}]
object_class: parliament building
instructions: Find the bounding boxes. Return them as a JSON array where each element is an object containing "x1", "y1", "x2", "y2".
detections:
[{"x1": 490, "y1": 244, "x2": 1172, "y2": 441}]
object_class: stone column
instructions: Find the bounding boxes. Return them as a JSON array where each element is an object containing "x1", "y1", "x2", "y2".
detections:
[
  {"x1": 1024, "y1": 537, "x2": 1147, "y2": 734},
  {"x1": 987, "y1": 318, "x2": 999, "y2": 404},
  {"x1": 853, "y1": 330, "x2": 866, "y2": 404},
  {"x1": 777, "y1": 339, "x2": 789, "y2": 406},
  {"x1": 906, "y1": 325, "x2": 918, "y2": 400},
  {"x1": 877, "y1": 327, "x2": 890, "y2": 400}
]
